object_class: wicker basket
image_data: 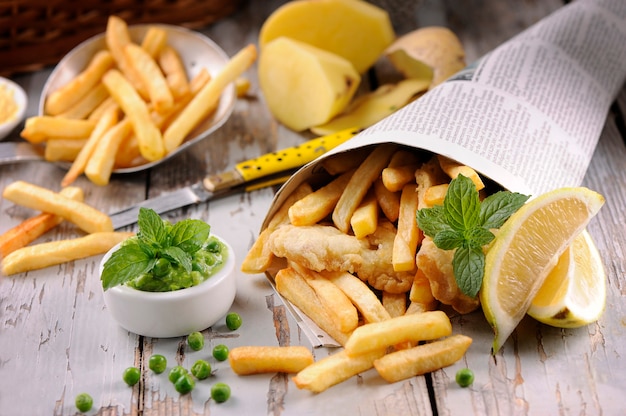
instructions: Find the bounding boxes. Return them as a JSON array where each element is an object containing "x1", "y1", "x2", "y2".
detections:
[{"x1": 0, "y1": 0, "x2": 243, "y2": 76}]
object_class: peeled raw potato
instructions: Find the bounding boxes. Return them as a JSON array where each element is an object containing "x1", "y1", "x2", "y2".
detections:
[
  {"x1": 259, "y1": 0, "x2": 395, "y2": 74},
  {"x1": 385, "y1": 27, "x2": 466, "y2": 89},
  {"x1": 311, "y1": 78, "x2": 430, "y2": 135},
  {"x1": 258, "y1": 37, "x2": 361, "y2": 131}
]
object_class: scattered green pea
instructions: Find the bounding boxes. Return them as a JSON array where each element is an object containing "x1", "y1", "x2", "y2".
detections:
[
  {"x1": 168, "y1": 365, "x2": 188, "y2": 383},
  {"x1": 187, "y1": 331, "x2": 205, "y2": 351},
  {"x1": 174, "y1": 373, "x2": 196, "y2": 394},
  {"x1": 212, "y1": 344, "x2": 229, "y2": 361},
  {"x1": 190, "y1": 359, "x2": 211, "y2": 380},
  {"x1": 225, "y1": 312, "x2": 242, "y2": 330},
  {"x1": 211, "y1": 382, "x2": 231, "y2": 403},
  {"x1": 123, "y1": 366, "x2": 141, "y2": 386},
  {"x1": 75, "y1": 393, "x2": 93, "y2": 412},
  {"x1": 148, "y1": 354, "x2": 167, "y2": 374},
  {"x1": 455, "y1": 368, "x2": 474, "y2": 387}
]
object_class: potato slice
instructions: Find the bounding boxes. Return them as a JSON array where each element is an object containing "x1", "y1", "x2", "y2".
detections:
[
  {"x1": 259, "y1": 37, "x2": 360, "y2": 131},
  {"x1": 259, "y1": 0, "x2": 395, "y2": 74},
  {"x1": 311, "y1": 78, "x2": 429, "y2": 135},
  {"x1": 385, "y1": 26, "x2": 466, "y2": 89}
]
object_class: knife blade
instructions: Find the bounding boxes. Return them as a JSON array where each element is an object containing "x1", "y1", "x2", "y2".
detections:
[
  {"x1": 203, "y1": 127, "x2": 360, "y2": 191},
  {"x1": 109, "y1": 128, "x2": 359, "y2": 229}
]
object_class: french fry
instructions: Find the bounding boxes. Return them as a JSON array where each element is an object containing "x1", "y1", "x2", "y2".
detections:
[
  {"x1": 423, "y1": 183, "x2": 448, "y2": 207},
  {"x1": 293, "y1": 348, "x2": 386, "y2": 393},
  {"x1": 343, "y1": 310, "x2": 452, "y2": 357},
  {"x1": 415, "y1": 157, "x2": 448, "y2": 210},
  {"x1": 319, "y1": 146, "x2": 370, "y2": 176},
  {"x1": 437, "y1": 155, "x2": 485, "y2": 190},
  {"x1": 140, "y1": 26, "x2": 168, "y2": 58},
  {"x1": 20, "y1": 117, "x2": 96, "y2": 144},
  {"x1": 2, "y1": 181, "x2": 113, "y2": 234},
  {"x1": 332, "y1": 144, "x2": 397, "y2": 233},
  {"x1": 288, "y1": 169, "x2": 354, "y2": 226},
  {"x1": 105, "y1": 15, "x2": 148, "y2": 99},
  {"x1": 382, "y1": 150, "x2": 421, "y2": 192},
  {"x1": 85, "y1": 118, "x2": 133, "y2": 186},
  {"x1": 350, "y1": 188, "x2": 378, "y2": 239},
  {"x1": 158, "y1": 45, "x2": 190, "y2": 99},
  {"x1": 228, "y1": 346, "x2": 314, "y2": 375},
  {"x1": 275, "y1": 267, "x2": 351, "y2": 346},
  {"x1": 163, "y1": 44, "x2": 257, "y2": 153},
  {"x1": 373, "y1": 335, "x2": 472, "y2": 383},
  {"x1": 374, "y1": 177, "x2": 400, "y2": 222},
  {"x1": 56, "y1": 82, "x2": 109, "y2": 120},
  {"x1": 102, "y1": 69, "x2": 165, "y2": 162},
  {"x1": 382, "y1": 291, "x2": 407, "y2": 318},
  {"x1": 240, "y1": 182, "x2": 313, "y2": 274},
  {"x1": 234, "y1": 77, "x2": 251, "y2": 98},
  {"x1": 0, "y1": 187, "x2": 84, "y2": 259},
  {"x1": 44, "y1": 139, "x2": 86, "y2": 162},
  {"x1": 293, "y1": 265, "x2": 359, "y2": 333},
  {"x1": 322, "y1": 270, "x2": 391, "y2": 324},
  {"x1": 1, "y1": 232, "x2": 133, "y2": 276},
  {"x1": 88, "y1": 96, "x2": 117, "y2": 121},
  {"x1": 44, "y1": 50, "x2": 115, "y2": 115},
  {"x1": 125, "y1": 43, "x2": 174, "y2": 114},
  {"x1": 409, "y1": 268, "x2": 438, "y2": 311},
  {"x1": 61, "y1": 105, "x2": 119, "y2": 187},
  {"x1": 392, "y1": 183, "x2": 420, "y2": 272}
]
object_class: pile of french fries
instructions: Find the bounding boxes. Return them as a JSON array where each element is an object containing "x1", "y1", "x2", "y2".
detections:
[
  {"x1": 21, "y1": 15, "x2": 256, "y2": 186},
  {"x1": 237, "y1": 144, "x2": 487, "y2": 392},
  {"x1": 0, "y1": 180, "x2": 132, "y2": 276}
]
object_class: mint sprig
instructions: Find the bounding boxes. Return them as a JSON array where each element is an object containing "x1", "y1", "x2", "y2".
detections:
[
  {"x1": 101, "y1": 208, "x2": 211, "y2": 290},
  {"x1": 416, "y1": 174, "x2": 529, "y2": 297}
]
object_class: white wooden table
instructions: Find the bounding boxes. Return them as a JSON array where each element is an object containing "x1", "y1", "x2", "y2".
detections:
[{"x1": 1, "y1": 1, "x2": 625, "y2": 415}]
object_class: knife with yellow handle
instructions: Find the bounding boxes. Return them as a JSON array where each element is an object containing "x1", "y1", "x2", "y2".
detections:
[
  {"x1": 204, "y1": 127, "x2": 360, "y2": 191},
  {"x1": 108, "y1": 128, "x2": 359, "y2": 229}
]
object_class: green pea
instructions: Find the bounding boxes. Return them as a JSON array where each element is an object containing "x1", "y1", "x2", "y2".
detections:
[
  {"x1": 75, "y1": 393, "x2": 93, "y2": 412},
  {"x1": 187, "y1": 331, "x2": 205, "y2": 351},
  {"x1": 123, "y1": 366, "x2": 141, "y2": 386},
  {"x1": 153, "y1": 258, "x2": 171, "y2": 277},
  {"x1": 225, "y1": 312, "x2": 242, "y2": 330},
  {"x1": 212, "y1": 344, "x2": 229, "y2": 361},
  {"x1": 190, "y1": 359, "x2": 211, "y2": 380},
  {"x1": 148, "y1": 354, "x2": 167, "y2": 374},
  {"x1": 211, "y1": 382, "x2": 231, "y2": 403},
  {"x1": 455, "y1": 368, "x2": 474, "y2": 387},
  {"x1": 174, "y1": 373, "x2": 196, "y2": 394},
  {"x1": 168, "y1": 365, "x2": 188, "y2": 383},
  {"x1": 206, "y1": 240, "x2": 220, "y2": 252}
]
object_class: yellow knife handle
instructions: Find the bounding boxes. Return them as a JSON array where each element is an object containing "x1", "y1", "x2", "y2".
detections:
[{"x1": 234, "y1": 128, "x2": 359, "y2": 182}]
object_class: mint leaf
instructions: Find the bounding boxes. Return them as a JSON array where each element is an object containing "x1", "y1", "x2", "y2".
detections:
[
  {"x1": 162, "y1": 246, "x2": 193, "y2": 273},
  {"x1": 170, "y1": 219, "x2": 211, "y2": 254},
  {"x1": 102, "y1": 242, "x2": 155, "y2": 290},
  {"x1": 433, "y1": 229, "x2": 465, "y2": 250},
  {"x1": 415, "y1": 173, "x2": 529, "y2": 298},
  {"x1": 416, "y1": 205, "x2": 452, "y2": 238},
  {"x1": 137, "y1": 207, "x2": 168, "y2": 247},
  {"x1": 452, "y1": 245, "x2": 485, "y2": 298},
  {"x1": 444, "y1": 174, "x2": 480, "y2": 232},
  {"x1": 466, "y1": 226, "x2": 495, "y2": 248},
  {"x1": 479, "y1": 191, "x2": 530, "y2": 229}
]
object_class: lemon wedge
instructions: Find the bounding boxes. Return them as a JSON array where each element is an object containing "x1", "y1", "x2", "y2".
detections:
[
  {"x1": 480, "y1": 187, "x2": 605, "y2": 353},
  {"x1": 528, "y1": 230, "x2": 606, "y2": 328}
]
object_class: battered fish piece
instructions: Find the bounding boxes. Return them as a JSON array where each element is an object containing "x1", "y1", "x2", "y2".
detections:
[
  {"x1": 268, "y1": 224, "x2": 362, "y2": 272},
  {"x1": 416, "y1": 237, "x2": 480, "y2": 314},
  {"x1": 357, "y1": 220, "x2": 414, "y2": 294}
]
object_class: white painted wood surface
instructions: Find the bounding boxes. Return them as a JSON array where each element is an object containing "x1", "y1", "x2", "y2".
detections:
[{"x1": 1, "y1": 1, "x2": 625, "y2": 415}]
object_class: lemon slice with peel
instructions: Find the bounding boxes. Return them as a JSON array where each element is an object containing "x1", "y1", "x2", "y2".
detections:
[
  {"x1": 528, "y1": 230, "x2": 606, "y2": 328},
  {"x1": 480, "y1": 187, "x2": 605, "y2": 353}
]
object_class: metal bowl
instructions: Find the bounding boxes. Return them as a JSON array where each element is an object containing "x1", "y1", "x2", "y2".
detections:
[{"x1": 39, "y1": 24, "x2": 236, "y2": 174}]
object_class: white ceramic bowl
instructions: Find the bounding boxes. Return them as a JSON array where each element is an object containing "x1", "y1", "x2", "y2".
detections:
[
  {"x1": 0, "y1": 77, "x2": 27, "y2": 141},
  {"x1": 40, "y1": 24, "x2": 236, "y2": 173},
  {"x1": 101, "y1": 235, "x2": 236, "y2": 338}
]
